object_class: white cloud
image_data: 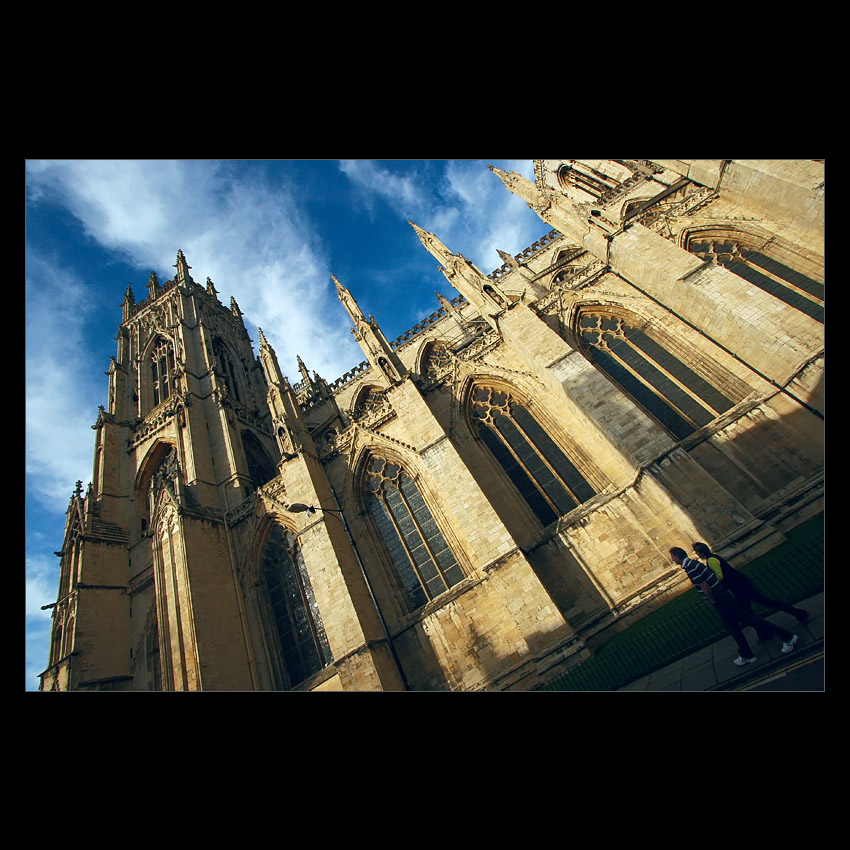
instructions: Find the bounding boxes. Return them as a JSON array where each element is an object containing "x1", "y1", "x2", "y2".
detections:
[
  {"x1": 26, "y1": 160, "x2": 362, "y2": 383},
  {"x1": 26, "y1": 553, "x2": 59, "y2": 618},
  {"x1": 26, "y1": 254, "x2": 104, "y2": 507},
  {"x1": 338, "y1": 159, "x2": 430, "y2": 219}
]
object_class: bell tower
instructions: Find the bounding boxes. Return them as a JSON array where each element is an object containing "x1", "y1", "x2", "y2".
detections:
[{"x1": 41, "y1": 251, "x2": 279, "y2": 691}]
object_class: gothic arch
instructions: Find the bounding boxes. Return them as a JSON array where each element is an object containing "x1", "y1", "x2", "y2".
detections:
[
  {"x1": 248, "y1": 515, "x2": 333, "y2": 689},
  {"x1": 572, "y1": 304, "x2": 750, "y2": 440},
  {"x1": 134, "y1": 440, "x2": 178, "y2": 539},
  {"x1": 417, "y1": 338, "x2": 453, "y2": 381},
  {"x1": 140, "y1": 332, "x2": 179, "y2": 413},
  {"x1": 460, "y1": 376, "x2": 599, "y2": 528},
  {"x1": 349, "y1": 445, "x2": 466, "y2": 616},
  {"x1": 241, "y1": 430, "x2": 277, "y2": 488},
  {"x1": 680, "y1": 225, "x2": 824, "y2": 324},
  {"x1": 212, "y1": 336, "x2": 247, "y2": 402},
  {"x1": 350, "y1": 383, "x2": 389, "y2": 422}
]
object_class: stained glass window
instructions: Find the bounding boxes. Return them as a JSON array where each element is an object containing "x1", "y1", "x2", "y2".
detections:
[
  {"x1": 688, "y1": 238, "x2": 824, "y2": 324},
  {"x1": 471, "y1": 386, "x2": 596, "y2": 527},
  {"x1": 261, "y1": 525, "x2": 332, "y2": 689},
  {"x1": 579, "y1": 311, "x2": 737, "y2": 440},
  {"x1": 150, "y1": 338, "x2": 176, "y2": 407},
  {"x1": 366, "y1": 456, "x2": 464, "y2": 611}
]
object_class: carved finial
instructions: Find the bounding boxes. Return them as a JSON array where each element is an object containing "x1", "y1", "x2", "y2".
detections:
[
  {"x1": 122, "y1": 285, "x2": 136, "y2": 320},
  {"x1": 230, "y1": 296, "x2": 242, "y2": 318},
  {"x1": 488, "y1": 166, "x2": 543, "y2": 209},
  {"x1": 206, "y1": 276, "x2": 219, "y2": 298},
  {"x1": 258, "y1": 327, "x2": 269, "y2": 347},
  {"x1": 489, "y1": 165, "x2": 591, "y2": 244},
  {"x1": 174, "y1": 249, "x2": 193, "y2": 284},
  {"x1": 497, "y1": 249, "x2": 520, "y2": 270},
  {"x1": 296, "y1": 355, "x2": 312, "y2": 386},
  {"x1": 147, "y1": 272, "x2": 160, "y2": 299}
]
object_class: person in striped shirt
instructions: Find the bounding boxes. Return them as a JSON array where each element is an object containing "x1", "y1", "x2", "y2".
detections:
[
  {"x1": 669, "y1": 547, "x2": 798, "y2": 667},
  {"x1": 691, "y1": 542, "x2": 809, "y2": 627}
]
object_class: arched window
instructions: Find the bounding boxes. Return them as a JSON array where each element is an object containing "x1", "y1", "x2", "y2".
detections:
[
  {"x1": 422, "y1": 341, "x2": 451, "y2": 381},
  {"x1": 353, "y1": 385, "x2": 388, "y2": 421},
  {"x1": 241, "y1": 431, "x2": 277, "y2": 488},
  {"x1": 687, "y1": 234, "x2": 824, "y2": 324},
  {"x1": 150, "y1": 337, "x2": 176, "y2": 407},
  {"x1": 260, "y1": 524, "x2": 332, "y2": 689},
  {"x1": 557, "y1": 162, "x2": 622, "y2": 201},
  {"x1": 212, "y1": 337, "x2": 244, "y2": 402},
  {"x1": 470, "y1": 386, "x2": 596, "y2": 526},
  {"x1": 365, "y1": 456, "x2": 464, "y2": 611},
  {"x1": 578, "y1": 310, "x2": 743, "y2": 440}
]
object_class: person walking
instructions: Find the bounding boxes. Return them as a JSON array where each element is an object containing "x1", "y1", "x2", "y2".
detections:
[
  {"x1": 692, "y1": 542, "x2": 809, "y2": 630},
  {"x1": 669, "y1": 547, "x2": 798, "y2": 666}
]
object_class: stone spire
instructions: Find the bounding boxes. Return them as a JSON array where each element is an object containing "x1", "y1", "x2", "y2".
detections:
[
  {"x1": 410, "y1": 222, "x2": 510, "y2": 329},
  {"x1": 147, "y1": 271, "x2": 161, "y2": 300},
  {"x1": 297, "y1": 355, "x2": 312, "y2": 386},
  {"x1": 333, "y1": 275, "x2": 406, "y2": 385},
  {"x1": 258, "y1": 327, "x2": 284, "y2": 385},
  {"x1": 258, "y1": 328, "x2": 311, "y2": 457},
  {"x1": 488, "y1": 165, "x2": 597, "y2": 251},
  {"x1": 174, "y1": 249, "x2": 194, "y2": 285},
  {"x1": 122, "y1": 285, "x2": 136, "y2": 321}
]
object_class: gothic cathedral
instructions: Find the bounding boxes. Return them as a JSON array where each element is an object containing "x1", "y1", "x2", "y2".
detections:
[{"x1": 39, "y1": 160, "x2": 824, "y2": 691}]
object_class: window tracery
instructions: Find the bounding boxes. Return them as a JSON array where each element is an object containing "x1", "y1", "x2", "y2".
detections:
[
  {"x1": 212, "y1": 337, "x2": 244, "y2": 402},
  {"x1": 365, "y1": 456, "x2": 464, "y2": 612},
  {"x1": 423, "y1": 342, "x2": 452, "y2": 381},
  {"x1": 578, "y1": 311, "x2": 738, "y2": 440},
  {"x1": 687, "y1": 236, "x2": 824, "y2": 324},
  {"x1": 353, "y1": 386, "x2": 388, "y2": 421},
  {"x1": 470, "y1": 386, "x2": 596, "y2": 526},
  {"x1": 150, "y1": 337, "x2": 176, "y2": 408},
  {"x1": 260, "y1": 524, "x2": 333, "y2": 689}
]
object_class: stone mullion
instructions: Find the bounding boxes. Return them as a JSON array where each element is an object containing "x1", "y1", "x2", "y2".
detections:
[
  {"x1": 483, "y1": 408, "x2": 562, "y2": 517},
  {"x1": 395, "y1": 481, "x2": 451, "y2": 594},
  {"x1": 595, "y1": 333, "x2": 717, "y2": 424},
  {"x1": 506, "y1": 404, "x2": 586, "y2": 507},
  {"x1": 379, "y1": 488, "x2": 430, "y2": 598}
]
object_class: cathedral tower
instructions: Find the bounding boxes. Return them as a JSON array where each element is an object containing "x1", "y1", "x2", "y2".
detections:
[
  {"x1": 40, "y1": 161, "x2": 823, "y2": 692},
  {"x1": 41, "y1": 251, "x2": 278, "y2": 690}
]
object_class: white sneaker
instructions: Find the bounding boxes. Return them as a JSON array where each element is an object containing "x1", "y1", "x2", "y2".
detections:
[
  {"x1": 734, "y1": 655, "x2": 757, "y2": 666},
  {"x1": 781, "y1": 634, "x2": 799, "y2": 654}
]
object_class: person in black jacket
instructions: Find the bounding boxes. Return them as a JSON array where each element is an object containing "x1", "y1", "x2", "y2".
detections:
[
  {"x1": 692, "y1": 542, "x2": 809, "y2": 636},
  {"x1": 670, "y1": 547, "x2": 798, "y2": 666}
]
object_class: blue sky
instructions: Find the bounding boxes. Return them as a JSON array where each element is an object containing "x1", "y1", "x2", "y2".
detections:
[{"x1": 25, "y1": 158, "x2": 549, "y2": 690}]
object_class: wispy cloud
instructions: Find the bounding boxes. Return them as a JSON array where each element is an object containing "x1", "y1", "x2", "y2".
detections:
[
  {"x1": 25, "y1": 160, "x2": 362, "y2": 382},
  {"x1": 338, "y1": 158, "x2": 541, "y2": 274},
  {"x1": 26, "y1": 253, "x2": 105, "y2": 506}
]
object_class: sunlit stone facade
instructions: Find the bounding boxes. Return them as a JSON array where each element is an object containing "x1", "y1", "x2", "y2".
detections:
[{"x1": 40, "y1": 160, "x2": 824, "y2": 691}]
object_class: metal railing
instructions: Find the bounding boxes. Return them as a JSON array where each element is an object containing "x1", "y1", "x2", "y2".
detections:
[{"x1": 538, "y1": 528, "x2": 824, "y2": 692}]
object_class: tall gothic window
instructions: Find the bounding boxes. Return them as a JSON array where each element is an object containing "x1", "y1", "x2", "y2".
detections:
[
  {"x1": 687, "y1": 235, "x2": 824, "y2": 324},
  {"x1": 150, "y1": 337, "x2": 176, "y2": 407},
  {"x1": 260, "y1": 524, "x2": 333, "y2": 689},
  {"x1": 557, "y1": 162, "x2": 622, "y2": 201},
  {"x1": 470, "y1": 386, "x2": 596, "y2": 527},
  {"x1": 242, "y1": 431, "x2": 277, "y2": 488},
  {"x1": 578, "y1": 310, "x2": 742, "y2": 441},
  {"x1": 365, "y1": 456, "x2": 464, "y2": 611},
  {"x1": 213, "y1": 338, "x2": 244, "y2": 402}
]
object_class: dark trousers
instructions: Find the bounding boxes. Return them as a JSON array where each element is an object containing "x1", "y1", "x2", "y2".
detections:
[
  {"x1": 726, "y1": 573, "x2": 808, "y2": 628},
  {"x1": 713, "y1": 589, "x2": 793, "y2": 659}
]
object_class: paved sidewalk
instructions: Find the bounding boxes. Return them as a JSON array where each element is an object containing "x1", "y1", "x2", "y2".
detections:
[{"x1": 618, "y1": 590, "x2": 824, "y2": 691}]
